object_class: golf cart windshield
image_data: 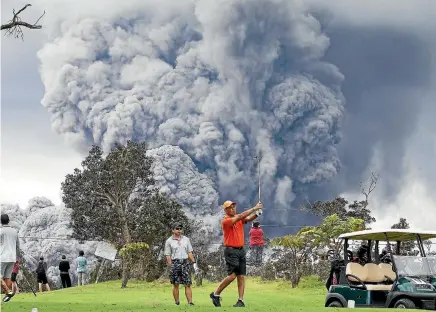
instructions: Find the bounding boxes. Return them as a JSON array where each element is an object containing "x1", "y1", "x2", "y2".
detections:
[{"x1": 394, "y1": 256, "x2": 436, "y2": 277}]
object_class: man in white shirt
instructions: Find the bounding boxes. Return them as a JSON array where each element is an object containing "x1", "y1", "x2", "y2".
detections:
[
  {"x1": 1, "y1": 214, "x2": 20, "y2": 302},
  {"x1": 164, "y1": 222, "x2": 198, "y2": 306}
]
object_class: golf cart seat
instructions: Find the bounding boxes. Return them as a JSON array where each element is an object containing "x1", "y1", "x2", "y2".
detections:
[
  {"x1": 346, "y1": 263, "x2": 395, "y2": 291},
  {"x1": 378, "y1": 263, "x2": 396, "y2": 281}
]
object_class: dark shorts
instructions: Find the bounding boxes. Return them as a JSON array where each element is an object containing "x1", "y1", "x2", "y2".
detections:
[
  {"x1": 37, "y1": 273, "x2": 48, "y2": 284},
  {"x1": 169, "y1": 259, "x2": 192, "y2": 286},
  {"x1": 11, "y1": 272, "x2": 17, "y2": 282},
  {"x1": 224, "y1": 246, "x2": 246, "y2": 276}
]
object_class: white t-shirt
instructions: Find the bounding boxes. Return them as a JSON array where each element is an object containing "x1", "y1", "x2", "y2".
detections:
[{"x1": 0, "y1": 225, "x2": 19, "y2": 262}]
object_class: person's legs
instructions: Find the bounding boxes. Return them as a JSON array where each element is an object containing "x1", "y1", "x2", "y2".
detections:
[
  {"x1": 172, "y1": 284, "x2": 180, "y2": 304},
  {"x1": 10, "y1": 273, "x2": 19, "y2": 293},
  {"x1": 259, "y1": 246, "x2": 264, "y2": 264},
  {"x1": 232, "y1": 248, "x2": 246, "y2": 307},
  {"x1": 61, "y1": 275, "x2": 66, "y2": 288},
  {"x1": 43, "y1": 275, "x2": 50, "y2": 291},
  {"x1": 1, "y1": 262, "x2": 14, "y2": 293},
  {"x1": 180, "y1": 260, "x2": 193, "y2": 304},
  {"x1": 1, "y1": 279, "x2": 10, "y2": 293},
  {"x1": 78, "y1": 272, "x2": 83, "y2": 286},
  {"x1": 81, "y1": 273, "x2": 86, "y2": 285},
  {"x1": 236, "y1": 275, "x2": 245, "y2": 300},
  {"x1": 11, "y1": 281, "x2": 19, "y2": 293},
  {"x1": 185, "y1": 285, "x2": 192, "y2": 303},
  {"x1": 66, "y1": 275, "x2": 72, "y2": 287},
  {"x1": 210, "y1": 247, "x2": 240, "y2": 307},
  {"x1": 4, "y1": 278, "x2": 12, "y2": 291},
  {"x1": 38, "y1": 283, "x2": 43, "y2": 292},
  {"x1": 1, "y1": 263, "x2": 16, "y2": 303},
  {"x1": 214, "y1": 273, "x2": 236, "y2": 295},
  {"x1": 170, "y1": 261, "x2": 183, "y2": 304}
]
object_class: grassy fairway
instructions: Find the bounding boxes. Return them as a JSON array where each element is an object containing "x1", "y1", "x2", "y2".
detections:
[{"x1": 1, "y1": 277, "x2": 395, "y2": 311}]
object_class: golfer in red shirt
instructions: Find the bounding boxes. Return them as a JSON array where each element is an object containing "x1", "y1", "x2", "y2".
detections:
[{"x1": 210, "y1": 200, "x2": 263, "y2": 307}]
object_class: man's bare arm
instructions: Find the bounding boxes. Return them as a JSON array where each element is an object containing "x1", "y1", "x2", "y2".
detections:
[
  {"x1": 187, "y1": 252, "x2": 195, "y2": 263},
  {"x1": 166, "y1": 255, "x2": 172, "y2": 265},
  {"x1": 230, "y1": 202, "x2": 262, "y2": 224},
  {"x1": 244, "y1": 213, "x2": 258, "y2": 222}
]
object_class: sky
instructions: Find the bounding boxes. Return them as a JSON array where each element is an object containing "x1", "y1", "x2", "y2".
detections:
[
  {"x1": 1, "y1": 0, "x2": 436, "y2": 232},
  {"x1": 1, "y1": 1, "x2": 83, "y2": 208}
]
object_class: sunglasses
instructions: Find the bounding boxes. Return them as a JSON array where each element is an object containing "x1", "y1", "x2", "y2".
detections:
[{"x1": 174, "y1": 227, "x2": 182, "y2": 230}]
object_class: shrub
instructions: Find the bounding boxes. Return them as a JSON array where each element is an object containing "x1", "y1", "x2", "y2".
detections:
[{"x1": 298, "y1": 275, "x2": 325, "y2": 289}]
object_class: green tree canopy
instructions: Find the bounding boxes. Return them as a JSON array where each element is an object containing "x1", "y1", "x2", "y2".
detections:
[
  {"x1": 391, "y1": 218, "x2": 416, "y2": 255},
  {"x1": 61, "y1": 141, "x2": 194, "y2": 287},
  {"x1": 270, "y1": 214, "x2": 365, "y2": 287}
]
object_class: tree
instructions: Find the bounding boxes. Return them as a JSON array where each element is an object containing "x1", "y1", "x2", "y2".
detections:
[
  {"x1": 423, "y1": 240, "x2": 436, "y2": 256},
  {"x1": 270, "y1": 214, "x2": 365, "y2": 287},
  {"x1": 390, "y1": 218, "x2": 416, "y2": 255},
  {"x1": 270, "y1": 232, "x2": 315, "y2": 288},
  {"x1": 299, "y1": 214, "x2": 365, "y2": 256},
  {"x1": 303, "y1": 172, "x2": 378, "y2": 227},
  {"x1": 129, "y1": 192, "x2": 196, "y2": 282},
  {"x1": 62, "y1": 141, "x2": 155, "y2": 288},
  {"x1": 1, "y1": 4, "x2": 45, "y2": 40}
]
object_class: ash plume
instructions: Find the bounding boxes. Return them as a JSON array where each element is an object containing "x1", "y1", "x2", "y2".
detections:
[{"x1": 36, "y1": 0, "x2": 345, "y2": 226}]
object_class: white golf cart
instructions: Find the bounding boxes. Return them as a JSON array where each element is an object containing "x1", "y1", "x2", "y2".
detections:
[{"x1": 325, "y1": 229, "x2": 436, "y2": 309}]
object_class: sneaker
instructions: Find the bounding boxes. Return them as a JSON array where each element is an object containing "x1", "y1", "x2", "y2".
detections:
[
  {"x1": 209, "y1": 292, "x2": 221, "y2": 307},
  {"x1": 233, "y1": 299, "x2": 245, "y2": 307},
  {"x1": 188, "y1": 302, "x2": 195, "y2": 306},
  {"x1": 2, "y1": 292, "x2": 15, "y2": 303}
]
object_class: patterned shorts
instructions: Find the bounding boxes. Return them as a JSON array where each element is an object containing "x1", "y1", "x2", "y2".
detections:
[{"x1": 169, "y1": 259, "x2": 192, "y2": 286}]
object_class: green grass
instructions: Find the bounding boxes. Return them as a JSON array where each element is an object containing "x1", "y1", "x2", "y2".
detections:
[{"x1": 1, "y1": 277, "x2": 396, "y2": 311}]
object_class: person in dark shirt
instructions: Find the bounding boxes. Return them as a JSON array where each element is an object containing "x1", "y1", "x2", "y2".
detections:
[
  {"x1": 36, "y1": 257, "x2": 50, "y2": 292},
  {"x1": 58, "y1": 255, "x2": 71, "y2": 288}
]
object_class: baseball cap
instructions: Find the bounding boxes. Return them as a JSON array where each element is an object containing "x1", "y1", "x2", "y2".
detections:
[
  {"x1": 222, "y1": 200, "x2": 236, "y2": 209},
  {"x1": 1, "y1": 214, "x2": 9, "y2": 225},
  {"x1": 172, "y1": 222, "x2": 183, "y2": 229}
]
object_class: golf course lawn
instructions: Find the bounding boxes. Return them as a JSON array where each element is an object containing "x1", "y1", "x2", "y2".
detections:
[{"x1": 1, "y1": 277, "x2": 402, "y2": 311}]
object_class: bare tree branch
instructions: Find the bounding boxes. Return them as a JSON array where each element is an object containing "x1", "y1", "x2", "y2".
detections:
[
  {"x1": 1, "y1": 4, "x2": 45, "y2": 40},
  {"x1": 360, "y1": 171, "x2": 380, "y2": 207}
]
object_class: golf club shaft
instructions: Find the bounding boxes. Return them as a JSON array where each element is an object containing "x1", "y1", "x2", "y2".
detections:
[
  {"x1": 19, "y1": 264, "x2": 37, "y2": 296},
  {"x1": 258, "y1": 156, "x2": 261, "y2": 202}
]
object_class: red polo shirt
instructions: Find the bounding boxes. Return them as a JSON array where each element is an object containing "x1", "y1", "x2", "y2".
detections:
[{"x1": 222, "y1": 215, "x2": 247, "y2": 247}]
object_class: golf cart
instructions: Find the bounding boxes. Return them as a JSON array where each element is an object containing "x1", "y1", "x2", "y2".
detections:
[{"x1": 325, "y1": 229, "x2": 436, "y2": 309}]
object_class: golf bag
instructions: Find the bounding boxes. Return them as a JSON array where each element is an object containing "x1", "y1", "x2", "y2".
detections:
[{"x1": 325, "y1": 259, "x2": 346, "y2": 290}]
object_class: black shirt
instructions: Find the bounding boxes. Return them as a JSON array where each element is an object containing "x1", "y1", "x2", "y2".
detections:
[{"x1": 59, "y1": 260, "x2": 70, "y2": 273}]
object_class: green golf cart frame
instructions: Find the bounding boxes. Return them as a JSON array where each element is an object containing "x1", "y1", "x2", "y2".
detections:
[{"x1": 325, "y1": 229, "x2": 436, "y2": 309}]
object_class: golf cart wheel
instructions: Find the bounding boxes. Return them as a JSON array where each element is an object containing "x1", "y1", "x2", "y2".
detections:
[
  {"x1": 327, "y1": 300, "x2": 343, "y2": 307},
  {"x1": 393, "y1": 298, "x2": 416, "y2": 309}
]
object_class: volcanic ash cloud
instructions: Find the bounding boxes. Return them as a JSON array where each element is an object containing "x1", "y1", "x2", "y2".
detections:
[{"x1": 37, "y1": 0, "x2": 345, "y2": 211}]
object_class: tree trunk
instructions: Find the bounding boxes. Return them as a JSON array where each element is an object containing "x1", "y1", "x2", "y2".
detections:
[
  {"x1": 195, "y1": 271, "x2": 203, "y2": 286},
  {"x1": 117, "y1": 204, "x2": 132, "y2": 288},
  {"x1": 121, "y1": 258, "x2": 130, "y2": 288},
  {"x1": 290, "y1": 264, "x2": 300, "y2": 288}
]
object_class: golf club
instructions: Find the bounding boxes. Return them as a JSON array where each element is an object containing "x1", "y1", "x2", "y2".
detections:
[
  {"x1": 19, "y1": 264, "x2": 37, "y2": 296},
  {"x1": 254, "y1": 156, "x2": 262, "y2": 216}
]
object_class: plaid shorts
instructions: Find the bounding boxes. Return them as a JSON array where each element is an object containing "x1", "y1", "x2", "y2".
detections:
[{"x1": 169, "y1": 259, "x2": 192, "y2": 286}]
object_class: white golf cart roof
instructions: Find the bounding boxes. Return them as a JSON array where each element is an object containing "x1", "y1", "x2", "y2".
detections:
[{"x1": 338, "y1": 229, "x2": 436, "y2": 241}]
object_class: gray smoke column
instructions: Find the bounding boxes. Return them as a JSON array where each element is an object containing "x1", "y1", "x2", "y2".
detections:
[{"x1": 36, "y1": 0, "x2": 345, "y2": 218}]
